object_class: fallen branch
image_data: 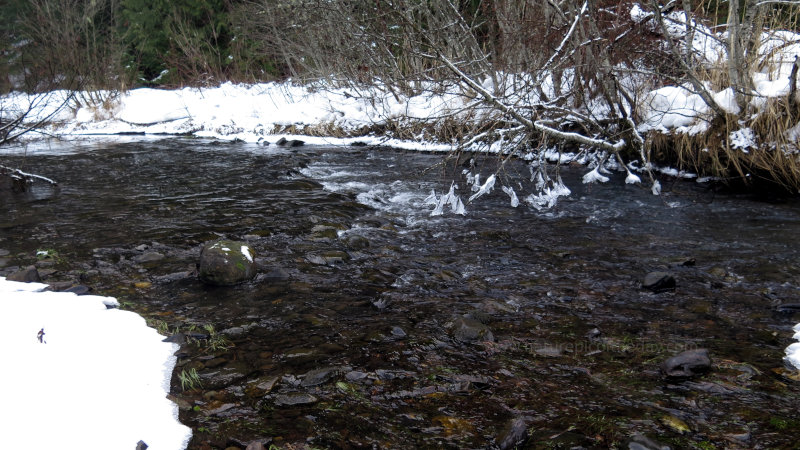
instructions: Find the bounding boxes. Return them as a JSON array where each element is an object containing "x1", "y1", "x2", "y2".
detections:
[{"x1": 0, "y1": 164, "x2": 58, "y2": 191}]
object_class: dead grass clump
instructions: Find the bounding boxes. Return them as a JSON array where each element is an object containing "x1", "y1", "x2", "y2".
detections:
[{"x1": 646, "y1": 109, "x2": 800, "y2": 192}]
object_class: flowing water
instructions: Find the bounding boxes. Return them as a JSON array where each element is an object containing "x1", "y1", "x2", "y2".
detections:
[{"x1": 1, "y1": 139, "x2": 799, "y2": 449}]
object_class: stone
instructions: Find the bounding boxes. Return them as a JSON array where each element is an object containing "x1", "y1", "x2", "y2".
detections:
[
  {"x1": 249, "y1": 375, "x2": 280, "y2": 395},
  {"x1": 344, "y1": 235, "x2": 370, "y2": 250},
  {"x1": 262, "y1": 267, "x2": 290, "y2": 281},
  {"x1": 301, "y1": 367, "x2": 338, "y2": 387},
  {"x1": 163, "y1": 333, "x2": 187, "y2": 344},
  {"x1": 345, "y1": 371, "x2": 368, "y2": 381},
  {"x1": 7, "y1": 266, "x2": 41, "y2": 283},
  {"x1": 642, "y1": 272, "x2": 676, "y2": 293},
  {"x1": 274, "y1": 392, "x2": 318, "y2": 406},
  {"x1": 276, "y1": 137, "x2": 305, "y2": 147},
  {"x1": 450, "y1": 316, "x2": 494, "y2": 343},
  {"x1": 134, "y1": 251, "x2": 165, "y2": 263},
  {"x1": 245, "y1": 441, "x2": 270, "y2": 450},
  {"x1": 661, "y1": 348, "x2": 711, "y2": 379},
  {"x1": 206, "y1": 403, "x2": 237, "y2": 416},
  {"x1": 48, "y1": 281, "x2": 74, "y2": 291},
  {"x1": 625, "y1": 434, "x2": 671, "y2": 450},
  {"x1": 65, "y1": 285, "x2": 90, "y2": 295},
  {"x1": 199, "y1": 240, "x2": 257, "y2": 286},
  {"x1": 390, "y1": 326, "x2": 407, "y2": 338},
  {"x1": 136, "y1": 441, "x2": 148, "y2": 450}
]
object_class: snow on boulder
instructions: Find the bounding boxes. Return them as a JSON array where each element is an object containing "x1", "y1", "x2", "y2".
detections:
[{"x1": 199, "y1": 240, "x2": 257, "y2": 286}]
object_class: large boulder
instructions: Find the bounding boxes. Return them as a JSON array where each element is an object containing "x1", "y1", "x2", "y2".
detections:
[
  {"x1": 642, "y1": 272, "x2": 676, "y2": 293},
  {"x1": 7, "y1": 266, "x2": 41, "y2": 283},
  {"x1": 199, "y1": 240, "x2": 256, "y2": 286}
]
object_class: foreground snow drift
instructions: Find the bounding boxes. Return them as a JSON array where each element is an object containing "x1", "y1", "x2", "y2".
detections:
[{"x1": 0, "y1": 278, "x2": 191, "y2": 450}]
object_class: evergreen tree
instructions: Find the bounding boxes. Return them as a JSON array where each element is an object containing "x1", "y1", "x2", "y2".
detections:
[{"x1": 119, "y1": 0, "x2": 232, "y2": 84}]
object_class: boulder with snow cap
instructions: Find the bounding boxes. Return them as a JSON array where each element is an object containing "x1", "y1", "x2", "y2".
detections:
[{"x1": 199, "y1": 240, "x2": 257, "y2": 285}]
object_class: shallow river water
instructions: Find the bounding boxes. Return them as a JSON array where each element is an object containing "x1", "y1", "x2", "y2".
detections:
[{"x1": 2, "y1": 139, "x2": 799, "y2": 449}]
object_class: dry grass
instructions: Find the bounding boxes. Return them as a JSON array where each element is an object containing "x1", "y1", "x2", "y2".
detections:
[{"x1": 646, "y1": 106, "x2": 800, "y2": 192}]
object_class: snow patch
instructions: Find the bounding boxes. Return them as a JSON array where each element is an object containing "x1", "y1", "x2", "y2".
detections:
[
  {"x1": 730, "y1": 128, "x2": 756, "y2": 153},
  {"x1": 0, "y1": 277, "x2": 191, "y2": 449}
]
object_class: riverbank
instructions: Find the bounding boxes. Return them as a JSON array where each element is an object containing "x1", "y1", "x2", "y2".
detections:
[{"x1": 3, "y1": 73, "x2": 800, "y2": 195}]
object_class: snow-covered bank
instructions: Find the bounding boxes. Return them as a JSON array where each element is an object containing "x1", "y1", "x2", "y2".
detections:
[
  {"x1": 787, "y1": 323, "x2": 800, "y2": 370},
  {"x1": 0, "y1": 278, "x2": 191, "y2": 450},
  {"x1": 0, "y1": 82, "x2": 456, "y2": 152}
]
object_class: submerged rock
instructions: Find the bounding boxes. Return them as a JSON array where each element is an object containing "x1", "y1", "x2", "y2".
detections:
[
  {"x1": 274, "y1": 392, "x2": 318, "y2": 406},
  {"x1": 661, "y1": 348, "x2": 711, "y2": 379},
  {"x1": 625, "y1": 433, "x2": 671, "y2": 450},
  {"x1": 642, "y1": 272, "x2": 676, "y2": 293},
  {"x1": 449, "y1": 316, "x2": 494, "y2": 343},
  {"x1": 199, "y1": 240, "x2": 256, "y2": 286},
  {"x1": 301, "y1": 366, "x2": 338, "y2": 387},
  {"x1": 134, "y1": 251, "x2": 165, "y2": 264},
  {"x1": 245, "y1": 440, "x2": 271, "y2": 450}
]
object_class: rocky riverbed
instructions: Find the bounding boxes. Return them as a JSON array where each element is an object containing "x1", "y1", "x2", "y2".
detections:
[{"x1": 2, "y1": 139, "x2": 799, "y2": 449}]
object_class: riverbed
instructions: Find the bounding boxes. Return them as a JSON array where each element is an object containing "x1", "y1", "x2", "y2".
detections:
[{"x1": 1, "y1": 139, "x2": 799, "y2": 449}]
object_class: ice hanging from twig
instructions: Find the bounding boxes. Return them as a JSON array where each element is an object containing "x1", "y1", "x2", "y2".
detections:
[
  {"x1": 427, "y1": 182, "x2": 466, "y2": 216},
  {"x1": 502, "y1": 185, "x2": 520, "y2": 207},
  {"x1": 468, "y1": 174, "x2": 495, "y2": 202}
]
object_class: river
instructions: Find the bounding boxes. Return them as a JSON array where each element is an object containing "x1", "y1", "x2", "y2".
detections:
[{"x1": 1, "y1": 138, "x2": 799, "y2": 449}]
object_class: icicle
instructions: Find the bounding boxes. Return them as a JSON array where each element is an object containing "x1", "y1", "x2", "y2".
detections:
[
  {"x1": 450, "y1": 195, "x2": 466, "y2": 215},
  {"x1": 525, "y1": 177, "x2": 571, "y2": 211},
  {"x1": 582, "y1": 167, "x2": 609, "y2": 184},
  {"x1": 651, "y1": 180, "x2": 662, "y2": 195},
  {"x1": 468, "y1": 174, "x2": 495, "y2": 202},
  {"x1": 424, "y1": 189, "x2": 438, "y2": 205},
  {"x1": 625, "y1": 172, "x2": 641, "y2": 184},
  {"x1": 502, "y1": 185, "x2": 520, "y2": 207},
  {"x1": 430, "y1": 183, "x2": 467, "y2": 216}
]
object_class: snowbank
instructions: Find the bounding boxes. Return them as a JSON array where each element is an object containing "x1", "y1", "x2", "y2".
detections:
[
  {"x1": 4, "y1": 82, "x2": 458, "y2": 152},
  {"x1": 0, "y1": 277, "x2": 191, "y2": 450}
]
